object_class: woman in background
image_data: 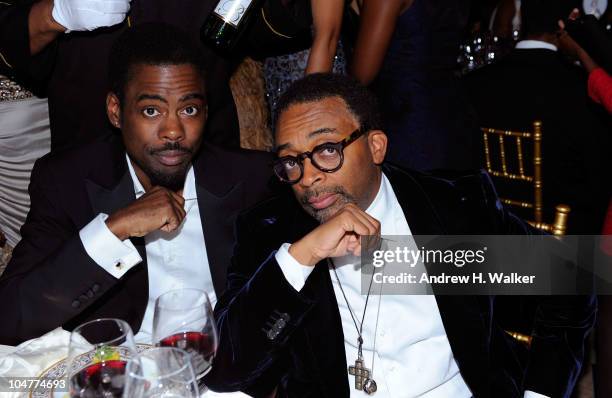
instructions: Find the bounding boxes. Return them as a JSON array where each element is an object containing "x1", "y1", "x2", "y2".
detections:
[
  {"x1": 243, "y1": 0, "x2": 346, "y2": 123},
  {"x1": 348, "y1": 0, "x2": 478, "y2": 171},
  {"x1": 0, "y1": 75, "x2": 51, "y2": 271}
]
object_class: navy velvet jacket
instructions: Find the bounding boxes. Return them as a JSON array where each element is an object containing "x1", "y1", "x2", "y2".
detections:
[{"x1": 205, "y1": 164, "x2": 596, "y2": 398}]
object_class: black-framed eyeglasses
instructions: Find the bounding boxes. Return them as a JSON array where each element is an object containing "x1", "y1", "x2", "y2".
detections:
[{"x1": 273, "y1": 127, "x2": 367, "y2": 184}]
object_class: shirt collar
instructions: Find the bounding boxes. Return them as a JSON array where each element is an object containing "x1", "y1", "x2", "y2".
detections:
[
  {"x1": 365, "y1": 173, "x2": 389, "y2": 222},
  {"x1": 125, "y1": 154, "x2": 195, "y2": 200},
  {"x1": 515, "y1": 40, "x2": 558, "y2": 52}
]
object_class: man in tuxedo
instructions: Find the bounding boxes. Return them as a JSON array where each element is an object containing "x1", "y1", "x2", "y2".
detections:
[
  {"x1": 465, "y1": 0, "x2": 611, "y2": 234},
  {"x1": 0, "y1": 0, "x2": 239, "y2": 151},
  {"x1": 0, "y1": 24, "x2": 272, "y2": 345},
  {"x1": 204, "y1": 73, "x2": 595, "y2": 398}
]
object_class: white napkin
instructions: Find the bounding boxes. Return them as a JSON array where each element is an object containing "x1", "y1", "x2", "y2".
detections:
[{"x1": 0, "y1": 327, "x2": 70, "y2": 398}]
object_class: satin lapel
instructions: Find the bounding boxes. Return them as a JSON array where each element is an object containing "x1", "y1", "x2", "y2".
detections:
[
  {"x1": 85, "y1": 169, "x2": 147, "y2": 261},
  {"x1": 383, "y1": 164, "x2": 489, "y2": 392},
  {"x1": 195, "y1": 178, "x2": 244, "y2": 296}
]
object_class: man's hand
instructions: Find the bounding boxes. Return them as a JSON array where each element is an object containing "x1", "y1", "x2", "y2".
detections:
[
  {"x1": 105, "y1": 187, "x2": 186, "y2": 241},
  {"x1": 289, "y1": 203, "x2": 381, "y2": 266},
  {"x1": 51, "y1": 0, "x2": 131, "y2": 32}
]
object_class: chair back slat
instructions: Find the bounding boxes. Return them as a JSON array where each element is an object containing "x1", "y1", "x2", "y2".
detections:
[
  {"x1": 532, "y1": 121, "x2": 543, "y2": 223},
  {"x1": 480, "y1": 120, "x2": 569, "y2": 236},
  {"x1": 516, "y1": 136, "x2": 526, "y2": 177}
]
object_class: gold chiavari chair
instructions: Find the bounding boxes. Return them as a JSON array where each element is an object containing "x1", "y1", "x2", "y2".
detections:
[
  {"x1": 481, "y1": 120, "x2": 571, "y2": 347},
  {"x1": 481, "y1": 120, "x2": 570, "y2": 236}
]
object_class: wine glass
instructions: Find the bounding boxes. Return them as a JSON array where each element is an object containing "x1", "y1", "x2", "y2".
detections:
[
  {"x1": 152, "y1": 289, "x2": 218, "y2": 388},
  {"x1": 66, "y1": 318, "x2": 137, "y2": 398},
  {"x1": 123, "y1": 347, "x2": 199, "y2": 398}
]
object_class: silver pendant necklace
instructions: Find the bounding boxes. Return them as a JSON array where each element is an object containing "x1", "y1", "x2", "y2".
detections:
[{"x1": 329, "y1": 258, "x2": 382, "y2": 395}]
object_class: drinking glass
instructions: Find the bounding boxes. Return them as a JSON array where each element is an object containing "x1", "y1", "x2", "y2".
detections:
[
  {"x1": 152, "y1": 289, "x2": 218, "y2": 386},
  {"x1": 123, "y1": 347, "x2": 199, "y2": 398},
  {"x1": 66, "y1": 318, "x2": 137, "y2": 398}
]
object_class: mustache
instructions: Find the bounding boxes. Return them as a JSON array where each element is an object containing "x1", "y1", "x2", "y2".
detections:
[
  {"x1": 299, "y1": 186, "x2": 352, "y2": 206},
  {"x1": 148, "y1": 142, "x2": 193, "y2": 155}
]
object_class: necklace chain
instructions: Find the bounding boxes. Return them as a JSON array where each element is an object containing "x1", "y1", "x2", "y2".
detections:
[{"x1": 328, "y1": 258, "x2": 376, "y2": 358}]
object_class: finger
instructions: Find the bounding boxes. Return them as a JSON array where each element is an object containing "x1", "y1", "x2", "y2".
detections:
[
  {"x1": 168, "y1": 190, "x2": 186, "y2": 208},
  {"x1": 333, "y1": 234, "x2": 360, "y2": 258},
  {"x1": 157, "y1": 189, "x2": 185, "y2": 218},
  {"x1": 344, "y1": 203, "x2": 381, "y2": 229},
  {"x1": 161, "y1": 210, "x2": 182, "y2": 232},
  {"x1": 345, "y1": 235, "x2": 362, "y2": 256},
  {"x1": 342, "y1": 205, "x2": 380, "y2": 236},
  {"x1": 343, "y1": 209, "x2": 382, "y2": 253},
  {"x1": 160, "y1": 222, "x2": 178, "y2": 233},
  {"x1": 346, "y1": 235, "x2": 360, "y2": 250},
  {"x1": 340, "y1": 213, "x2": 376, "y2": 238},
  {"x1": 168, "y1": 197, "x2": 186, "y2": 222}
]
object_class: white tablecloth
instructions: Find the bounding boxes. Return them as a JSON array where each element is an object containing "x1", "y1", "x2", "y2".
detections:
[{"x1": 0, "y1": 328, "x2": 250, "y2": 398}]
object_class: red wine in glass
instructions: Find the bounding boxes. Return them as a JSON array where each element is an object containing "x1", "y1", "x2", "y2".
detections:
[
  {"x1": 159, "y1": 331, "x2": 215, "y2": 377},
  {"x1": 70, "y1": 360, "x2": 127, "y2": 398}
]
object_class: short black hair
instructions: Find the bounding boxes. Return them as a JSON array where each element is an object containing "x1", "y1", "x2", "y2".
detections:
[
  {"x1": 521, "y1": 0, "x2": 575, "y2": 36},
  {"x1": 108, "y1": 23, "x2": 206, "y2": 103},
  {"x1": 275, "y1": 73, "x2": 383, "y2": 132}
]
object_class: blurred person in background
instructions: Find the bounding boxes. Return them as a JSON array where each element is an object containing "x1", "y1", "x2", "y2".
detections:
[
  {"x1": 559, "y1": 10, "x2": 612, "y2": 113},
  {"x1": 0, "y1": 75, "x2": 50, "y2": 270},
  {"x1": 465, "y1": 0, "x2": 611, "y2": 235},
  {"x1": 558, "y1": 10, "x2": 612, "y2": 398},
  {"x1": 347, "y1": 0, "x2": 478, "y2": 172}
]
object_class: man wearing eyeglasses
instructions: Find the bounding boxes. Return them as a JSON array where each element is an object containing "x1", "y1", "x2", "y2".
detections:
[{"x1": 205, "y1": 73, "x2": 595, "y2": 398}]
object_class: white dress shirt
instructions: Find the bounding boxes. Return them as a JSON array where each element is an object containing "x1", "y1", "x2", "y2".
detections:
[
  {"x1": 275, "y1": 174, "x2": 549, "y2": 398},
  {"x1": 79, "y1": 155, "x2": 217, "y2": 343},
  {"x1": 276, "y1": 174, "x2": 470, "y2": 397}
]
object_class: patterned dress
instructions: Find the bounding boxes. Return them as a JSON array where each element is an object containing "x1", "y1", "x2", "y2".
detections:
[{"x1": 263, "y1": 42, "x2": 347, "y2": 125}]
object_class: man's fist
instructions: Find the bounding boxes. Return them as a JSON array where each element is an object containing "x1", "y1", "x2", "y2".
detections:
[
  {"x1": 105, "y1": 186, "x2": 186, "y2": 241},
  {"x1": 51, "y1": 0, "x2": 130, "y2": 32},
  {"x1": 289, "y1": 203, "x2": 381, "y2": 266}
]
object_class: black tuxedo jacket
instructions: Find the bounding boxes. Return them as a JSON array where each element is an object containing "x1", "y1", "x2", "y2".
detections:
[
  {"x1": 464, "y1": 48, "x2": 612, "y2": 234},
  {"x1": 0, "y1": 134, "x2": 274, "y2": 345},
  {"x1": 0, "y1": 0, "x2": 240, "y2": 151},
  {"x1": 205, "y1": 164, "x2": 596, "y2": 398}
]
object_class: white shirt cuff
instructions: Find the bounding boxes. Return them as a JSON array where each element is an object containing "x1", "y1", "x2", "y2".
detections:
[
  {"x1": 79, "y1": 213, "x2": 143, "y2": 279},
  {"x1": 275, "y1": 243, "x2": 315, "y2": 292},
  {"x1": 524, "y1": 391, "x2": 549, "y2": 398}
]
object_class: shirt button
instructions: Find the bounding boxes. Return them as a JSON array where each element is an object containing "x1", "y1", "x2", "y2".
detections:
[{"x1": 115, "y1": 262, "x2": 124, "y2": 270}]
